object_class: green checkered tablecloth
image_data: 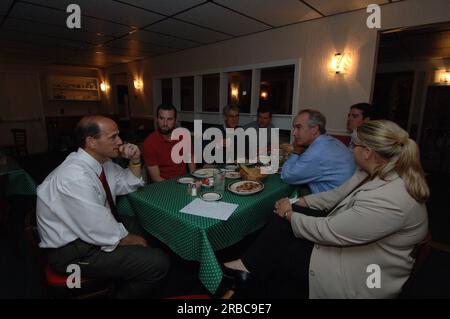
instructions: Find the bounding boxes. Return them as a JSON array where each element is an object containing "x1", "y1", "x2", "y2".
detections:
[
  {"x1": 117, "y1": 174, "x2": 293, "y2": 293},
  {"x1": 0, "y1": 157, "x2": 37, "y2": 196}
]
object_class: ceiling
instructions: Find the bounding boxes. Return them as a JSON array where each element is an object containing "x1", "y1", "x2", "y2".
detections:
[
  {"x1": 378, "y1": 22, "x2": 450, "y2": 63},
  {"x1": 0, "y1": 0, "x2": 402, "y2": 69}
]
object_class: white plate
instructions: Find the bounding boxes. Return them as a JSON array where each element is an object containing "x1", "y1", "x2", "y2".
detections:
[
  {"x1": 228, "y1": 180, "x2": 264, "y2": 195},
  {"x1": 223, "y1": 165, "x2": 238, "y2": 171},
  {"x1": 225, "y1": 171, "x2": 241, "y2": 179},
  {"x1": 191, "y1": 168, "x2": 219, "y2": 178},
  {"x1": 201, "y1": 192, "x2": 223, "y2": 201},
  {"x1": 178, "y1": 177, "x2": 195, "y2": 184}
]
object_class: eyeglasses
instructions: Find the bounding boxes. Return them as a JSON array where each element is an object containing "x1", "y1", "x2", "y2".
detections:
[{"x1": 349, "y1": 141, "x2": 365, "y2": 150}]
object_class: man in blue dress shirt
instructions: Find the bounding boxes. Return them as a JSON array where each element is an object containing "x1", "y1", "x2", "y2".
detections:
[{"x1": 281, "y1": 109, "x2": 355, "y2": 193}]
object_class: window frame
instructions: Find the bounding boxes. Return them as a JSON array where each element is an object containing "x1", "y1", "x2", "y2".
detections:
[{"x1": 153, "y1": 58, "x2": 301, "y2": 142}]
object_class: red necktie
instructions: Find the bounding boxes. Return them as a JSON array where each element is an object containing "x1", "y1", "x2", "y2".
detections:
[{"x1": 99, "y1": 167, "x2": 121, "y2": 222}]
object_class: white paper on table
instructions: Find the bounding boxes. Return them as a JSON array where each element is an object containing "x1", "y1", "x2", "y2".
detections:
[{"x1": 179, "y1": 198, "x2": 238, "y2": 221}]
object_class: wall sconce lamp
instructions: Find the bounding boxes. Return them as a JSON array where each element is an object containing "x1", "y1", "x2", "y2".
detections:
[
  {"x1": 260, "y1": 91, "x2": 268, "y2": 100},
  {"x1": 134, "y1": 79, "x2": 143, "y2": 91},
  {"x1": 331, "y1": 53, "x2": 352, "y2": 74},
  {"x1": 100, "y1": 82, "x2": 109, "y2": 92},
  {"x1": 437, "y1": 70, "x2": 450, "y2": 84},
  {"x1": 231, "y1": 86, "x2": 239, "y2": 99}
]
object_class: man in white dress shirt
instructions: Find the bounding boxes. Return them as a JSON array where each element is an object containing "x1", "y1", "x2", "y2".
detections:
[{"x1": 36, "y1": 115, "x2": 169, "y2": 298}]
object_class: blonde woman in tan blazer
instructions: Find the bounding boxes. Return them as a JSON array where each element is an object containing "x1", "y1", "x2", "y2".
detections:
[{"x1": 223, "y1": 120, "x2": 429, "y2": 298}]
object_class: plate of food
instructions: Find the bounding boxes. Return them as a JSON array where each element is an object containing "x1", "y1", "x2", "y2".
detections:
[
  {"x1": 201, "y1": 192, "x2": 222, "y2": 201},
  {"x1": 225, "y1": 171, "x2": 241, "y2": 179},
  {"x1": 201, "y1": 177, "x2": 214, "y2": 188},
  {"x1": 228, "y1": 180, "x2": 264, "y2": 195},
  {"x1": 178, "y1": 177, "x2": 195, "y2": 184},
  {"x1": 191, "y1": 168, "x2": 219, "y2": 179}
]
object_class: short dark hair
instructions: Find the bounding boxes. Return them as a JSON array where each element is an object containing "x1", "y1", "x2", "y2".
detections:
[
  {"x1": 75, "y1": 117, "x2": 101, "y2": 148},
  {"x1": 257, "y1": 105, "x2": 272, "y2": 116},
  {"x1": 222, "y1": 104, "x2": 240, "y2": 116},
  {"x1": 157, "y1": 104, "x2": 177, "y2": 119},
  {"x1": 350, "y1": 103, "x2": 372, "y2": 119}
]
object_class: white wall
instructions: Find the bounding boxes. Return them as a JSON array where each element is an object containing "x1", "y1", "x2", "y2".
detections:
[
  {"x1": 0, "y1": 71, "x2": 47, "y2": 153},
  {"x1": 0, "y1": 65, "x2": 103, "y2": 154},
  {"x1": 0, "y1": 64, "x2": 102, "y2": 117},
  {"x1": 103, "y1": 0, "x2": 450, "y2": 135}
]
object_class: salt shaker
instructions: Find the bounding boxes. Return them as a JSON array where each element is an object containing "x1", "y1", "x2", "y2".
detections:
[
  {"x1": 186, "y1": 183, "x2": 192, "y2": 195},
  {"x1": 191, "y1": 183, "x2": 197, "y2": 197}
]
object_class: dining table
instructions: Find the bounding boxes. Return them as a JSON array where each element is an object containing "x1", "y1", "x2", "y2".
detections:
[
  {"x1": 0, "y1": 154, "x2": 37, "y2": 228},
  {"x1": 117, "y1": 173, "x2": 294, "y2": 294},
  {"x1": 0, "y1": 155, "x2": 37, "y2": 196}
]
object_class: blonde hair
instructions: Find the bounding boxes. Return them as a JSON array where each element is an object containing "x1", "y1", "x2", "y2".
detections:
[{"x1": 355, "y1": 120, "x2": 429, "y2": 203}]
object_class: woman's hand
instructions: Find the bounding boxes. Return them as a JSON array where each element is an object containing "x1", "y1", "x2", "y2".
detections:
[{"x1": 274, "y1": 197, "x2": 292, "y2": 218}]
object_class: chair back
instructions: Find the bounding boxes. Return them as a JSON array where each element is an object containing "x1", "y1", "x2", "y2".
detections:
[
  {"x1": 11, "y1": 129, "x2": 28, "y2": 157},
  {"x1": 330, "y1": 134, "x2": 351, "y2": 146},
  {"x1": 401, "y1": 232, "x2": 432, "y2": 295}
]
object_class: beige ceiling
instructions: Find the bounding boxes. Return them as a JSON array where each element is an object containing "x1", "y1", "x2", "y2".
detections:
[{"x1": 0, "y1": 0, "x2": 406, "y2": 68}]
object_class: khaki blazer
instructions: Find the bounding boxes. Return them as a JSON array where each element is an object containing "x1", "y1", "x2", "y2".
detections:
[{"x1": 292, "y1": 169, "x2": 428, "y2": 298}]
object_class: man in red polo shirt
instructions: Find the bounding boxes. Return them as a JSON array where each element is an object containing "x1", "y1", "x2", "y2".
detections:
[{"x1": 143, "y1": 104, "x2": 195, "y2": 182}]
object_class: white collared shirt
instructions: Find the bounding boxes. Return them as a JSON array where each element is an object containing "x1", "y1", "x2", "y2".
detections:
[{"x1": 36, "y1": 148, "x2": 145, "y2": 252}]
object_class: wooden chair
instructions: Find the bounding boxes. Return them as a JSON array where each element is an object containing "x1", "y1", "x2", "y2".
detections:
[
  {"x1": 400, "y1": 232, "x2": 450, "y2": 298},
  {"x1": 24, "y1": 210, "x2": 114, "y2": 299},
  {"x1": 11, "y1": 129, "x2": 28, "y2": 157},
  {"x1": 401, "y1": 232, "x2": 433, "y2": 293},
  {"x1": 330, "y1": 134, "x2": 351, "y2": 146},
  {"x1": 429, "y1": 240, "x2": 450, "y2": 254}
]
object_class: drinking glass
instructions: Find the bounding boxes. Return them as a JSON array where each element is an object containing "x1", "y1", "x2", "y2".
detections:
[{"x1": 213, "y1": 169, "x2": 225, "y2": 194}]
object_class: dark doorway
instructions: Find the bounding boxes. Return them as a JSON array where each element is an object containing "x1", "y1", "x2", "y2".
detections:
[
  {"x1": 372, "y1": 71, "x2": 415, "y2": 131},
  {"x1": 116, "y1": 84, "x2": 130, "y2": 119},
  {"x1": 111, "y1": 73, "x2": 130, "y2": 119},
  {"x1": 374, "y1": 22, "x2": 450, "y2": 139},
  {"x1": 420, "y1": 86, "x2": 450, "y2": 173},
  {"x1": 373, "y1": 23, "x2": 450, "y2": 257}
]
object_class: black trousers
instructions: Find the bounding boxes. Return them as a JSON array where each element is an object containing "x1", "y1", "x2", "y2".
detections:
[
  {"x1": 241, "y1": 206, "x2": 327, "y2": 298},
  {"x1": 47, "y1": 216, "x2": 170, "y2": 299}
]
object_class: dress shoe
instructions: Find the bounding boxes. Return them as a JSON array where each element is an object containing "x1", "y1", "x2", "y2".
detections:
[{"x1": 221, "y1": 265, "x2": 252, "y2": 283}]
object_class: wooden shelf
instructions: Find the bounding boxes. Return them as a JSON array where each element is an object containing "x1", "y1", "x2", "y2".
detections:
[
  {"x1": 52, "y1": 87, "x2": 99, "y2": 91},
  {"x1": 51, "y1": 98, "x2": 99, "y2": 101},
  {"x1": 48, "y1": 75, "x2": 100, "y2": 101}
]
